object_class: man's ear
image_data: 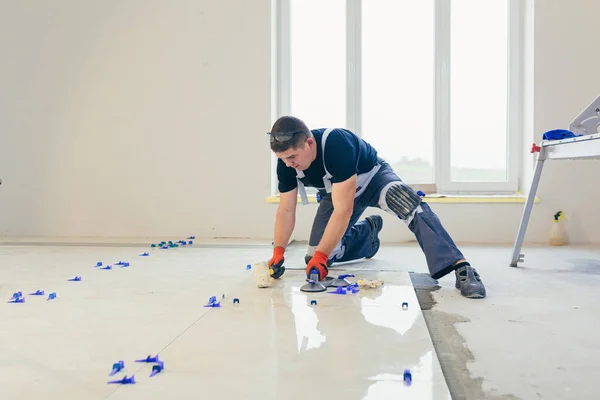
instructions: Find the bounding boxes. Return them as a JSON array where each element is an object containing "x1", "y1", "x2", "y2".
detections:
[{"x1": 305, "y1": 137, "x2": 315, "y2": 147}]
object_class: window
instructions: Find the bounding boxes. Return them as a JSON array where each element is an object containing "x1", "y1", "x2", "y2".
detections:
[
  {"x1": 289, "y1": 0, "x2": 347, "y2": 129},
  {"x1": 361, "y1": 0, "x2": 435, "y2": 185},
  {"x1": 273, "y1": 0, "x2": 523, "y2": 194}
]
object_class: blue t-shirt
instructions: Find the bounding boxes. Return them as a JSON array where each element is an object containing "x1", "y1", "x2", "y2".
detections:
[{"x1": 277, "y1": 128, "x2": 378, "y2": 194}]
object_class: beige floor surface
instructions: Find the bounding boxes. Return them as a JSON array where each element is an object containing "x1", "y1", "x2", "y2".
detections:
[{"x1": 0, "y1": 241, "x2": 450, "y2": 400}]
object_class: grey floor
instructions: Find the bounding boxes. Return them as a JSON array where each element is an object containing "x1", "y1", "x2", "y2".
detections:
[{"x1": 291, "y1": 241, "x2": 600, "y2": 400}]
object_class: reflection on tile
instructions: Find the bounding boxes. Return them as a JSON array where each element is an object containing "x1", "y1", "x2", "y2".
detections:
[
  {"x1": 363, "y1": 350, "x2": 446, "y2": 400},
  {"x1": 150, "y1": 270, "x2": 450, "y2": 400},
  {"x1": 361, "y1": 287, "x2": 420, "y2": 335},
  {"x1": 290, "y1": 288, "x2": 327, "y2": 352}
]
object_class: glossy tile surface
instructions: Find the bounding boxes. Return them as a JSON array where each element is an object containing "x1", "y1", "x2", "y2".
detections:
[{"x1": 0, "y1": 243, "x2": 450, "y2": 400}]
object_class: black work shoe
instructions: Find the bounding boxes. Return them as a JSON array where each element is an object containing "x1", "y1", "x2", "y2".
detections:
[
  {"x1": 365, "y1": 215, "x2": 383, "y2": 259},
  {"x1": 454, "y1": 262, "x2": 486, "y2": 299}
]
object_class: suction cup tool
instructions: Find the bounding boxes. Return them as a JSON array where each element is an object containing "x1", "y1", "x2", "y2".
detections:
[
  {"x1": 330, "y1": 274, "x2": 355, "y2": 287},
  {"x1": 320, "y1": 276, "x2": 335, "y2": 287},
  {"x1": 301, "y1": 271, "x2": 327, "y2": 293}
]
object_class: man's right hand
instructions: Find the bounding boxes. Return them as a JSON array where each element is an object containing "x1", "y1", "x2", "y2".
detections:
[{"x1": 268, "y1": 246, "x2": 286, "y2": 279}]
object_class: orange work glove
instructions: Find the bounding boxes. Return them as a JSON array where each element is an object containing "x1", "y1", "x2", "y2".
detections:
[
  {"x1": 268, "y1": 246, "x2": 286, "y2": 279},
  {"x1": 306, "y1": 251, "x2": 329, "y2": 281}
]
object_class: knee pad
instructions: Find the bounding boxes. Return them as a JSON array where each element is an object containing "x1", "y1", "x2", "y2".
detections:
[{"x1": 379, "y1": 181, "x2": 422, "y2": 219}]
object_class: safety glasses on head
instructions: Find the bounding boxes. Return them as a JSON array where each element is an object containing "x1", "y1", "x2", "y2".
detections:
[{"x1": 266, "y1": 130, "x2": 306, "y2": 143}]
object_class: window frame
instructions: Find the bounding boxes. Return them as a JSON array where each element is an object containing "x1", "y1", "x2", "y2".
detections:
[{"x1": 272, "y1": 0, "x2": 524, "y2": 195}]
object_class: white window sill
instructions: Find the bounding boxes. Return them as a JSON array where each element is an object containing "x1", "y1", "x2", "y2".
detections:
[{"x1": 265, "y1": 192, "x2": 540, "y2": 204}]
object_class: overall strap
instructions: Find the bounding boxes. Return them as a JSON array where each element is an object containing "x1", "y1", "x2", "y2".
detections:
[
  {"x1": 295, "y1": 169, "x2": 309, "y2": 205},
  {"x1": 321, "y1": 128, "x2": 334, "y2": 193}
]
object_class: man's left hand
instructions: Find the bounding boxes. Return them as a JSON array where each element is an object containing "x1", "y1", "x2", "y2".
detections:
[{"x1": 306, "y1": 251, "x2": 329, "y2": 280}]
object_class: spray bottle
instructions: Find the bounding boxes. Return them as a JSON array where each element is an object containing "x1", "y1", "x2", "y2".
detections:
[{"x1": 549, "y1": 211, "x2": 567, "y2": 246}]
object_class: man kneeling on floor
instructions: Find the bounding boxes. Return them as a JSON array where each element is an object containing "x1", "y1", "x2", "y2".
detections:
[{"x1": 265, "y1": 116, "x2": 486, "y2": 299}]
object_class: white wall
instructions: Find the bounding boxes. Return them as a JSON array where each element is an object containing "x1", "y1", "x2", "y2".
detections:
[
  {"x1": 0, "y1": 0, "x2": 274, "y2": 239},
  {"x1": 0, "y1": 0, "x2": 599, "y2": 245},
  {"x1": 526, "y1": 0, "x2": 600, "y2": 245}
]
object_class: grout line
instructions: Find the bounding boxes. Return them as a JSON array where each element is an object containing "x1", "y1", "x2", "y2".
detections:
[
  {"x1": 105, "y1": 308, "x2": 216, "y2": 399},
  {"x1": 104, "y1": 275, "x2": 251, "y2": 399}
]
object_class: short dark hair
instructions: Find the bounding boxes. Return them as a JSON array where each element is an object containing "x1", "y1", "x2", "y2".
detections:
[{"x1": 268, "y1": 116, "x2": 312, "y2": 152}]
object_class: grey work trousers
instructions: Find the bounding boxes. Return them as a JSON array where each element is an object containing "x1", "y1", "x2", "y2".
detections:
[{"x1": 306, "y1": 160, "x2": 465, "y2": 280}]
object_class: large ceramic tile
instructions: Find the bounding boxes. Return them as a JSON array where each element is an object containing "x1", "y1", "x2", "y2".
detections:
[
  {"x1": 0, "y1": 244, "x2": 266, "y2": 400},
  {"x1": 0, "y1": 370, "x2": 113, "y2": 400},
  {"x1": 132, "y1": 271, "x2": 450, "y2": 399},
  {"x1": 107, "y1": 369, "x2": 450, "y2": 400},
  {"x1": 106, "y1": 371, "x2": 277, "y2": 400},
  {"x1": 0, "y1": 243, "x2": 450, "y2": 400}
]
